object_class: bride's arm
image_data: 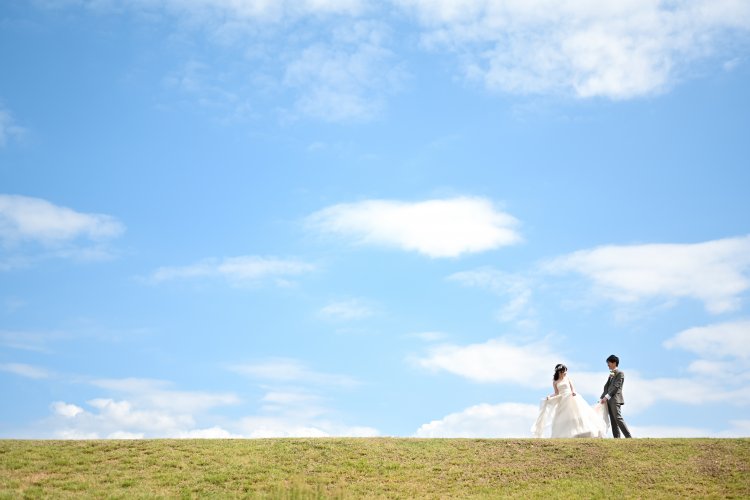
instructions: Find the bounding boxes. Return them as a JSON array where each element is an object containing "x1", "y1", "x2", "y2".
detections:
[{"x1": 570, "y1": 379, "x2": 577, "y2": 396}]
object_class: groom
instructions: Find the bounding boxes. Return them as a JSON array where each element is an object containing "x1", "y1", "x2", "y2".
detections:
[{"x1": 599, "y1": 354, "x2": 632, "y2": 438}]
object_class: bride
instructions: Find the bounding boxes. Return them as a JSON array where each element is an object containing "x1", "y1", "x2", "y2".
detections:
[{"x1": 532, "y1": 364, "x2": 609, "y2": 438}]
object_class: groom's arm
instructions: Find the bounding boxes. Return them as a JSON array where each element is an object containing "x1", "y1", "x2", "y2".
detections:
[{"x1": 605, "y1": 372, "x2": 625, "y2": 399}]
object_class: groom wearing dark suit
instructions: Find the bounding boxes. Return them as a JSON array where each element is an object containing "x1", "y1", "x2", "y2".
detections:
[{"x1": 599, "y1": 354, "x2": 632, "y2": 438}]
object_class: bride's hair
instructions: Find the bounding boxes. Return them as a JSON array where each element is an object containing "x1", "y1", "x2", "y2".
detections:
[{"x1": 553, "y1": 363, "x2": 567, "y2": 381}]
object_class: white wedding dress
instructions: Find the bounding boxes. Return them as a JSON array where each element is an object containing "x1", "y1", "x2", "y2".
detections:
[{"x1": 531, "y1": 377, "x2": 610, "y2": 438}]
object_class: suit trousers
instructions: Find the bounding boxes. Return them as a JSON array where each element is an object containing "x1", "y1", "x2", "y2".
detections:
[{"x1": 606, "y1": 401, "x2": 632, "y2": 438}]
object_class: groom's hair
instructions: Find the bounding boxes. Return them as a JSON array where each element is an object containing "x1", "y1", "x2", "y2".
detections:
[{"x1": 606, "y1": 354, "x2": 619, "y2": 366}]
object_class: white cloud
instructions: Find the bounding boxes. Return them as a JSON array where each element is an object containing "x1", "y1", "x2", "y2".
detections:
[
  {"x1": 149, "y1": 255, "x2": 315, "y2": 285},
  {"x1": 106, "y1": 431, "x2": 144, "y2": 439},
  {"x1": 49, "y1": 397, "x2": 192, "y2": 438},
  {"x1": 175, "y1": 426, "x2": 240, "y2": 439},
  {"x1": 415, "y1": 402, "x2": 539, "y2": 438},
  {"x1": 309, "y1": 196, "x2": 521, "y2": 258},
  {"x1": 664, "y1": 320, "x2": 750, "y2": 359},
  {"x1": 230, "y1": 358, "x2": 359, "y2": 387},
  {"x1": 56, "y1": 429, "x2": 100, "y2": 440},
  {"x1": 663, "y1": 320, "x2": 750, "y2": 387},
  {"x1": 319, "y1": 298, "x2": 375, "y2": 321},
  {"x1": 52, "y1": 401, "x2": 84, "y2": 418},
  {"x1": 48, "y1": 392, "x2": 377, "y2": 438},
  {"x1": 67, "y1": 398, "x2": 195, "y2": 435},
  {"x1": 545, "y1": 235, "x2": 750, "y2": 314},
  {"x1": 37, "y1": 370, "x2": 376, "y2": 438},
  {"x1": 0, "y1": 362, "x2": 51, "y2": 379},
  {"x1": 45, "y1": 377, "x2": 242, "y2": 439},
  {"x1": 0, "y1": 106, "x2": 25, "y2": 147},
  {"x1": 0, "y1": 194, "x2": 124, "y2": 247},
  {"x1": 415, "y1": 336, "x2": 563, "y2": 388},
  {"x1": 397, "y1": 0, "x2": 750, "y2": 99}
]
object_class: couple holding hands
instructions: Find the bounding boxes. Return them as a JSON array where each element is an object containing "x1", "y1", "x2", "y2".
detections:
[{"x1": 532, "y1": 355, "x2": 632, "y2": 439}]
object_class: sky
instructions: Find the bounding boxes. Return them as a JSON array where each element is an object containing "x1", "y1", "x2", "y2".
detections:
[{"x1": 1, "y1": 0, "x2": 749, "y2": 439}]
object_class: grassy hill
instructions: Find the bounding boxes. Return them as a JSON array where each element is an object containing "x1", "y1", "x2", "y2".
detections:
[{"x1": 1, "y1": 438, "x2": 748, "y2": 498}]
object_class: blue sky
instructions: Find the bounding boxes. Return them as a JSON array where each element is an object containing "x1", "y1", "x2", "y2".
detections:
[{"x1": 1, "y1": 0, "x2": 749, "y2": 439}]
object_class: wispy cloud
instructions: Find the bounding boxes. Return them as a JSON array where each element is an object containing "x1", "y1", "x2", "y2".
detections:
[
  {"x1": 397, "y1": 0, "x2": 750, "y2": 99},
  {"x1": 319, "y1": 298, "x2": 376, "y2": 321},
  {"x1": 0, "y1": 330, "x2": 72, "y2": 352},
  {"x1": 448, "y1": 268, "x2": 537, "y2": 327},
  {"x1": 148, "y1": 255, "x2": 315, "y2": 286},
  {"x1": 283, "y1": 21, "x2": 406, "y2": 122},
  {"x1": 0, "y1": 194, "x2": 124, "y2": 268},
  {"x1": 0, "y1": 105, "x2": 25, "y2": 147},
  {"x1": 149, "y1": 0, "x2": 368, "y2": 22},
  {"x1": 0, "y1": 194, "x2": 124, "y2": 246},
  {"x1": 229, "y1": 357, "x2": 376, "y2": 437},
  {"x1": 0, "y1": 362, "x2": 52, "y2": 379},
  {"x1": 544, "y1": 235, "x2": 750, "y2": 314},
  {"x1": 52, "y1": 0, "x2": 400, "y2": 123},
  {"x1": 719, "y1": 420, "x2": 750, "y2": 437},
  {"x1": 36, "y1": 0, "x2": 368, "y2": 22},
  {"x1": 408, "y1": 331, "x2": 448, "y2": 342},
  {"x1": 230, "y1": 358, "x2": 359, "y2": 387},
  {"x1": 91, "y1": 378, "x2": 241, "y2": 413},
  {"x1": 308, "y1": 196, "x2": 521, "y2": 258}
]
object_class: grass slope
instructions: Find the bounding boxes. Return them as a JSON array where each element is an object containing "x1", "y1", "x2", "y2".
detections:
[{"x1": 1, "y1": 438, "x2": 748, "y2": 498}]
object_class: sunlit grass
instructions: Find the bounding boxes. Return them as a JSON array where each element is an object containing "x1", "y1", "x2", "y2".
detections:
[{"x1": 1, "y1": 438, "x2": 748, "y2": 498}]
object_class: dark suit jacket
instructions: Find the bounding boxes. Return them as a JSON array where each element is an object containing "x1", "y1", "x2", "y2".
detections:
[{"x1": 601, "y1": 370, "x2": 625, "y2": 405}]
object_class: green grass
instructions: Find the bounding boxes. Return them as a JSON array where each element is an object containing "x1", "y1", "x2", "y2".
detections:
[{"x1": 1, "y1": 438, "x2": 748, "y2": 498}]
